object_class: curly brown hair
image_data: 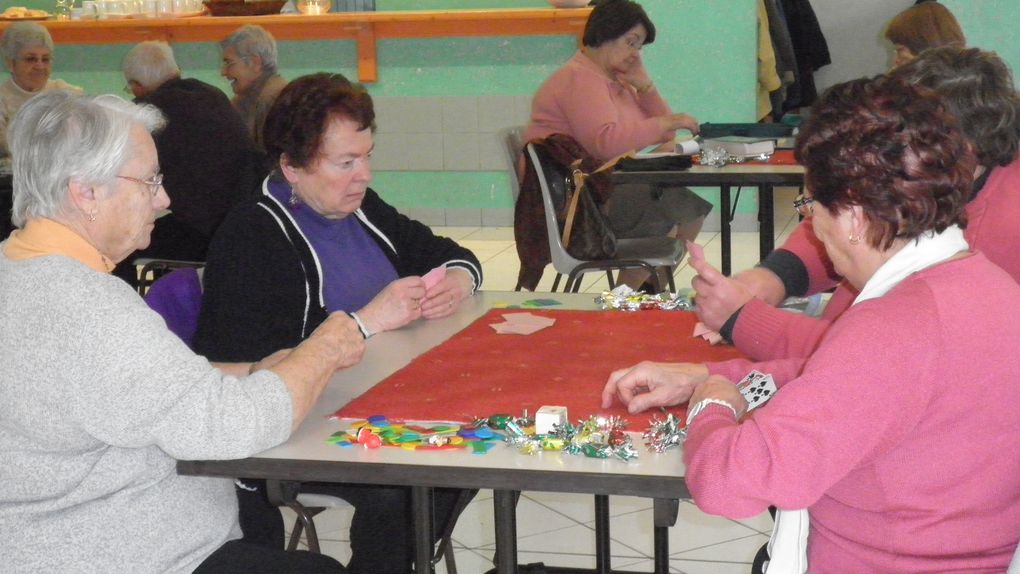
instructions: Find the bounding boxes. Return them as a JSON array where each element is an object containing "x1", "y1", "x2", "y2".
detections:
[
  {"x1": 891, "y1": 46, "x2": 1020, "y2": 167},
  {"x1": 263, "y1": 72, "x2": 375, "y2": 169},
  {"x1": 795, "y1": 75, "x2": 975, "y2": 250}
]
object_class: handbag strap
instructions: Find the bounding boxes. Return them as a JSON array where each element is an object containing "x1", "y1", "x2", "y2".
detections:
[{"x1": 561, "y1": 153, "x2": 628, "y2": 249}]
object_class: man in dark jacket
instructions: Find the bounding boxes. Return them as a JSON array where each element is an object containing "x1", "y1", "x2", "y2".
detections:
[{"x1": 115, "y1": 40, "x2": 266, "y2": 285}]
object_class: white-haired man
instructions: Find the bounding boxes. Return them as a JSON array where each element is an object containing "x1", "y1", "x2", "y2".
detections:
[{"x1": 116, "y1": 40, "x2": 265, "y2": 285}]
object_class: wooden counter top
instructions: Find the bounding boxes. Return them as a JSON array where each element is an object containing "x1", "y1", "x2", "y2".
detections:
[{"x1": 0, "y1": 8, "x2": 592, "y2": 82}]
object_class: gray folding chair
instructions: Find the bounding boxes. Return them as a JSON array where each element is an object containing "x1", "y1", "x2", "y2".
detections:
[
  {"x1": 501, "y1": 125, "x2": 525, "y2": 202},
  {"x1": 525, "y1": 142, "x2": 684, "y2": 293}
]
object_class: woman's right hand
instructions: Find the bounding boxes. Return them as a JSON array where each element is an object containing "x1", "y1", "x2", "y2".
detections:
[
  {"x1": 658, "y1": 113, "x2": 700, "y2": 135},
  {"x1": 304, "y1": 311, "x2": 366, "y2": 370},
  {"x1": 357, "y1": 276, "x2": 426, "y2": 335},
  {"x1": 601, "y1": 361, "x2": 710, "y2": 414}
]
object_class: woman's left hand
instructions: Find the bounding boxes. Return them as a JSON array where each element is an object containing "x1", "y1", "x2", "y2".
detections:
[
  {"x1": 617, "y1": 53, "x2": 653, "y2": 93},
  {"x1": 421, "y1": 268, "x2": 474, "y2": 319},
  {"x1": 688, "y1": 375, "x2": 748, "y2": 419}
]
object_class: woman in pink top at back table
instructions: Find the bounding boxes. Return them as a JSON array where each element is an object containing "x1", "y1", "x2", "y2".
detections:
[{"x1": 523, "y1": 0, "x2": 711, "y2": 289}]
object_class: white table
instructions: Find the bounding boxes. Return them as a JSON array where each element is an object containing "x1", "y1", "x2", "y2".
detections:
[
  {"x1": 614, "y1": 163, "x2": 806, "y2": 275},
  {"x1": 178, "y1": 292, "x2": 690, "y2": 574}
]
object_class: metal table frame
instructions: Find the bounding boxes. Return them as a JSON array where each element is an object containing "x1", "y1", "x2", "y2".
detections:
[
  {"x1": 177, "y1": 292, "x2": 693, "y2": 574},
  {"x1": 613, "y1": 165, "x2": 805, "y2": 275}
]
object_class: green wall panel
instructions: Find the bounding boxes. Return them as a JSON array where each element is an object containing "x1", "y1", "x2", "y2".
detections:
[
  {"x1": 944, "y1": 0, "x2": 1020, "y2": 81},
  {"x1": 372, "y1": 171, "x2": 512, "y2": 208}
]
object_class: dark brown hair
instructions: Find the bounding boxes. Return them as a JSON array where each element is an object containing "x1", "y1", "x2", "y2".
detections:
[
  {"x1": 263, "y1": 72, "x2": 375, "y2": 169},
  {"x1": 583, "y1": 0, "x2": 655, "y2": 48},
  {"x1": 891, "y1": 46, "x2": 1020, "y2": 167},
  {"x1": 885, "y1": 2, "x2": 964, "y2": 56},
  {"x1": 796, "y1": 75, "x2": 975, "y2": 250}
]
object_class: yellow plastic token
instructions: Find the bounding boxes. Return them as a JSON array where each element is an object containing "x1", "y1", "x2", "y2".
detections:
[{"x1": 401, "y1": 443, "x2": 418, "y2": 451}]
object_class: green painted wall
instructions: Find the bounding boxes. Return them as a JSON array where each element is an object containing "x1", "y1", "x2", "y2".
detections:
[
  {"x1": 34, "y1": 0, "x2": 755, "y2": 215},
  {"x1": 944, "y1": 0, "x2": 1020, "y2": 78}
]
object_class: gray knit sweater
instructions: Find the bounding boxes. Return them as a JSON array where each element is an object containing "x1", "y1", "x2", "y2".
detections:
[{"x1": 0, "y1": 252, "x2": 294, "y2": 573}]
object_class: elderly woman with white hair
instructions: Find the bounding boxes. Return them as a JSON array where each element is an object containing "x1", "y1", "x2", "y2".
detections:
[
  {"x1": 0, "y1": 21, "x2": 81, "y2": 158},
  {"x1": 220, "y1": 24, "x2": 287, "y2": 147},
  {"x1": 0, "y1": 91, "x2": 362, "y2": 573}
]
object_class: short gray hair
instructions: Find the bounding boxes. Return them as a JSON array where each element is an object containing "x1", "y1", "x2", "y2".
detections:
[
  {"x1": 8, "y1": 91, "x2": 165, "y2": 228},
  {"x1": 220, "y1": 25, "x2": 278, "y2": 74},
  {"x1": 1, "y1": 22, "x2": 53, "y2": 64},
  {"x1": 122, "y1": 41, "x2": 180, "y2": 91}
]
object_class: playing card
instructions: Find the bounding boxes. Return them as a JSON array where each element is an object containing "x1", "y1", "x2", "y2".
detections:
[
  {"x1": 736, "y1": 370, "x2": 777, "y2": 412},
  {"x1": 422, "y1": 265, "x2": 447, "y2": 290},
  {"x1": 686, "y1": 240, "x2": 705, "y2": 262}
]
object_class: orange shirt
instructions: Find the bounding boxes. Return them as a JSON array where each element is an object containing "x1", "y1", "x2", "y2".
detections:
[{"x1": 3, "y1": 218, "x2": 113, "y2": 273}]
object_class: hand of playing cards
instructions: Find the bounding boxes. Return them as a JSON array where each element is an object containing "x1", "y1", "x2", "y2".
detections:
[{"x1": 735, "y1": 370, "x2": 777, "y2": 413}]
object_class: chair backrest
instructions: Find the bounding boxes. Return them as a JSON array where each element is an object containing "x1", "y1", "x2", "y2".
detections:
[
  {"x1": 144, "y1": 267, "x2": 203, "y2": 349},
  {"x1": 502, "y1": 126, "x2": 525, "y2": 202},
  {"x1": 525, "y1": 142, "x2": 587, "y2": 274}
]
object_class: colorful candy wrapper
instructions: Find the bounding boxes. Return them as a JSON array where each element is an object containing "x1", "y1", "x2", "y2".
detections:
[
  {"x1": 643, "y1": 412, "x2": 687, "y2": 453},
  {"x1": 595, "y1": 285, "x2": 694, "y2": 312}
]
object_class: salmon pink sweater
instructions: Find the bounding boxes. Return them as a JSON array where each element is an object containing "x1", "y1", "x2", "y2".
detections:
[
  {"x1": 687, "y1": 253, "x2": 1020, "y2": 573},
  {"x1": 728, "y1": 155, "x2": 1020, "y2": 361}
]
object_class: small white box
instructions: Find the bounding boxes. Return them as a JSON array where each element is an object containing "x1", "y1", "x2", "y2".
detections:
[{"x1": 535, "y1": 405, "x2": 568, "y2": 435}]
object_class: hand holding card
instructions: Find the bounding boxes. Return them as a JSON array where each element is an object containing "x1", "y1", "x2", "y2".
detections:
[{"x1": 422, "y1": 265, "x2": 447, "y2": 292}]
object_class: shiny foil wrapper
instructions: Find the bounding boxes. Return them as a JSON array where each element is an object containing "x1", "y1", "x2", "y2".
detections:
[
  {"x1": 595, "y1": 285, "x2": 694, "y2": 312},
  {"x1": 643, "y1": 413, "x2": 686, "y2": 453},
  {"x1": 501, "y1": 414, "x2": 637, "y2": 461},
  {"x1": 699, "y1": 146, "x2": 774, "y2": 168}
]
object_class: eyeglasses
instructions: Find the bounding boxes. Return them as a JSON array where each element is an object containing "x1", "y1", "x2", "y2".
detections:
[
  {"x1": 793, "y1": 193, "x2": 815, "y2": 216},
  {"x1": 221, "y1": 57, "x2": 247, "y2": 70},
  {"x1": 622, "y1": 36, "x2": 644, "y2": 51},
  {"x1": 117, "y1": 173, "x2": 164, "y2": 197},
  {"x1": 18, "y1": 55, "x2": 52, "y2": 65}
]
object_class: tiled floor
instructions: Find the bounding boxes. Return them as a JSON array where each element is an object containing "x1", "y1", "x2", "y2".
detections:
[{"x1": 288, "y1": 187, "x2": 802, "y2": 573}]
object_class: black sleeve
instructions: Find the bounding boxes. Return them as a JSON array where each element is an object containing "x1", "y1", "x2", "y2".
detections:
[
  {"x1": 359, "y1": 189, "x2": 483, "y2": 290},
  {"x1": 757, "y1": 249, "x2": 810, "y2": 298},
  {"x1": 193, "y1": 203, "x2": 310, "y2": 363}
]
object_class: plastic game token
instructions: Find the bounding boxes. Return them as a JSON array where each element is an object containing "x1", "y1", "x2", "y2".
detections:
[{"x1": 473, "y1": 426, "x2": 495, "y2": 439}]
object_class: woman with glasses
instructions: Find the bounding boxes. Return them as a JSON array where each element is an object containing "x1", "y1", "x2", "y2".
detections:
[
  {"x1": 0, "y1": 90, "x2": 363, "y2": 573},
  {"x1": 0, "y1": 22, "x2": 81, "y2": 158},
  {"x1": 603, "y1": 75, "x2": 1020, "y2": 572},
  {"x1": 194, "y1": 72, "x2": 481, "y2": 574},
  {"x1": 519, "y1": 0, "x2": 711, "y2": 290},
  {"x1": 689, "y1": 47, "x2": 1020, "y2": 362},
  {"x1": 220, "y1": 24, "x2": 288, "y2": 149}
]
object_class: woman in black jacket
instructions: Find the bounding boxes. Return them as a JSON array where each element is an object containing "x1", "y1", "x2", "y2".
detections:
[{"x1": 194, "y1": 73, "x2": 481, "y2": 574}]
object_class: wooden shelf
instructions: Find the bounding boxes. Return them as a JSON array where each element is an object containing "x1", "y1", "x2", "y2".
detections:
[{"x1": 0, "y1": 8, "x2": 591, "y2": 82}]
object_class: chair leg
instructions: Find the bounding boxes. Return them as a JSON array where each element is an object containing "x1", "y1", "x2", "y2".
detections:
[
  {"x1": 666, "y1": 266, "x2": 676, "y2": 293},
  {"x1": 431, "y1": 489, "x2": 477, "y2": 573},
  {"x1": 286, "y1": 504, "x2": 325, "y2": 553},
  {"x1": 605, "y1": 269, "x2": 616, "y2": 289},
  {"x1": 551, "y1": 273, "x2": 563, "y2": 292}
]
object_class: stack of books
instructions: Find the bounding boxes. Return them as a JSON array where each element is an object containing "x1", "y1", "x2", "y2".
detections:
[{"x1": 699, "y1": 136, "x2": 776, "y2": 158}]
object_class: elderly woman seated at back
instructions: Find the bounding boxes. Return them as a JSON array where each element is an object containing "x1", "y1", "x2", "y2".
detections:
[
  {"x1": 0, "y1": 91, "x2": 364, "y2": 573},
  {"x1": 0, "y1": 22, "x2": 81, "y2": 158},
  {"x1": 521, "y1": 0, "x2": 710, "y2": 289},
  {"x1": 884, "y1": 0, "x2": 964, "y2": 68},
  {"x1": 194, "y1": 72, "x2": 481, "y2": 574},
  {"x1": 220, "y1": 24, "x2": 287, "y2": 149},
  {"x1": 602, "y1": 75, "x2": 1020, "y2": 572}
]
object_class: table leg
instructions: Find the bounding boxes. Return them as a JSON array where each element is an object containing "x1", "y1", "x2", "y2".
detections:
[
  {"x1": 758, "y1": 184, "x2": 775, "y2": 261},
  {"x1": 493, "y1": 490, "x2": 519, "y2": 574},
  {"x1": 652, "y1": 498, "x2": 679, "y2": 574},
  {"x1": 412, "y1": 486, "x2": 434, "y2": 574},
  {"x1": 594, "y1": 494, "x2": 610, "y2": 574},
  {"x1": 720, "y1": 185, "x2": 732, "y2": 276}
]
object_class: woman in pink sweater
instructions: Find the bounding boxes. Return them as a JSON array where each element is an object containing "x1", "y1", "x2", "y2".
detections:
[
  {"x1": 603, "y1": 76, "x2": 1020, "y2": 572},
  {"x1": 694, "y1": 46, "x2": 1020, "y2": 362},
  {"x1": 523, "y1": 0, "x2": 711, "y2": 288}
]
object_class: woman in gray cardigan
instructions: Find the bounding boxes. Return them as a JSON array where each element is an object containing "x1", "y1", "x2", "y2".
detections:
[{"x1": 0, "y1": 91, "x2": 362, "y2": 573}]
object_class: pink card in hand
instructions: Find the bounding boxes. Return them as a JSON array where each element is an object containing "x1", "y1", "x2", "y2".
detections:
[
  {"x1": 422, "y1": 265, "x2": 447, "y2": 291},
  {"x1": 686, "y1": 241, "x2": 705, "y2": 262}
]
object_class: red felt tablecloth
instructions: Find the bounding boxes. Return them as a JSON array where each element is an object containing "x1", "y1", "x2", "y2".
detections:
[{"x1": 334, "y1": 309, "x2": 747, "y2": 428}]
